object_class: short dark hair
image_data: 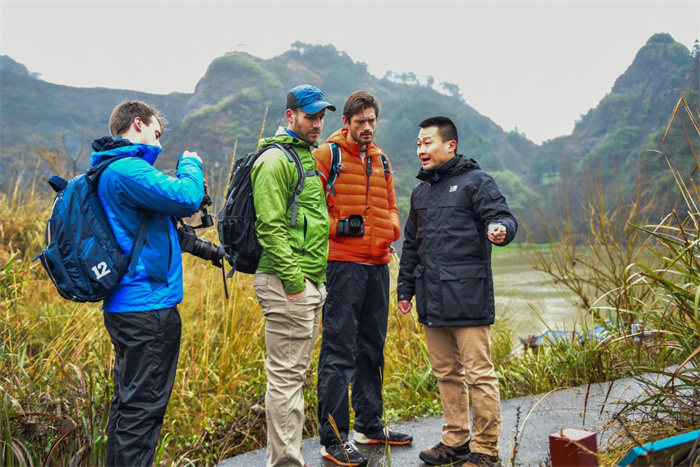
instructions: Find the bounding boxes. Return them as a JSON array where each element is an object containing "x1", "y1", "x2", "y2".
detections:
[
  {"x1": 109, "y1": 101, "x2": 167, "y2": 136},
  {"x1": 419, "y1": 116, "x2": 458, "y2": 148},
  {"x1": 343, "y1": 91, "x2": 380, "y2": 121}
]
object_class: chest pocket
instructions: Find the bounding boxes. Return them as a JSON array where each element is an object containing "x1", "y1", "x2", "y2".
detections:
[
  {"x1": 432, "y1": 183, "x2": 483, "y2": 261},
  {"x1": 437, "y1": 183, "x2": 469, "y2": 208}
]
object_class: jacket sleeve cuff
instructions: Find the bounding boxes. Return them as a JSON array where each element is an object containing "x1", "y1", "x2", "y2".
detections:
[{"x1": 397, "y1": 292, "x2": 413, "y2": 301}]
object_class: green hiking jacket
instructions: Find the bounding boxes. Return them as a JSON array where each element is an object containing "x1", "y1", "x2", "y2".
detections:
[{"x1": 251, "y1": 131, "x2": 330, "y2": 295}]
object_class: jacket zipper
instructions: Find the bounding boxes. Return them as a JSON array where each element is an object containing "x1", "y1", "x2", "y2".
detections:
[{"x1": 302, "y1": 214, "x2": 308, "y2": 255}]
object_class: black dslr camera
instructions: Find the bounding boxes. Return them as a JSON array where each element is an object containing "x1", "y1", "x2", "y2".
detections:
[
  {"x1": 336, "y1": 214, "x2": 365, "y2": 237},
  {"x1": 177, "y1": 191, "x2": 227, "y2": 266}
]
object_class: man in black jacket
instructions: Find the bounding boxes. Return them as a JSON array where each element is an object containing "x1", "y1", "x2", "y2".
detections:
[{"x1": 397, "y1": 116, "x2": 516, "y2": 467}]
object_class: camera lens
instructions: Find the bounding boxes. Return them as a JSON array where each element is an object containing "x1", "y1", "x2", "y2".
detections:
[
  {"x1": 191, "y1": 238, "x2": 226, "y2": 262},
  {"x1": 178, "y1": 224, "x2": 226, "y2": 264}
]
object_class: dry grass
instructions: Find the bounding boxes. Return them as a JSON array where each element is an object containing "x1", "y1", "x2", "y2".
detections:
[{"x1": 0, "y1": 189, "x2": 437, "y2": 464}]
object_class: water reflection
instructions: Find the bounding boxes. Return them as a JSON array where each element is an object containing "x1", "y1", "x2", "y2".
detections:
[{"x1": 492, "y1": 251, "x2": 586, "y2": 339}]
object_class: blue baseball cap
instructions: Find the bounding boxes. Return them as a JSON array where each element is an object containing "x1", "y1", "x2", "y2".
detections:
[{"x1": 286, "y1": 85, "x2": 336, "y2": 114}]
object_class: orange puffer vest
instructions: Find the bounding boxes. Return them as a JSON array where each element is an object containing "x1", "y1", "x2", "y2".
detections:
[{"x1": 313, "y1": 129, "x2": 400, "y2": 264}]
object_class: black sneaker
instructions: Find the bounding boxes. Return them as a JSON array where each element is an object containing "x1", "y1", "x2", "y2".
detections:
[
  {"x1": 419, "y1": 440, "x2": 471, "y2": 465},
  {"x1": 458, "y1": 452, "x2": 500, "y2": 467},
  {"x1": 354, "y1": 427, "x2": 413, "y2": 445},
  {"x1": 321, "y1": 441, "x2": 368, "y2": 466}
]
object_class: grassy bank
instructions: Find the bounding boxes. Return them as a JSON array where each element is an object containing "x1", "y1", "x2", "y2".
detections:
[{"x1": 1, "y1": 179, "x2": 441, "y2": 464}]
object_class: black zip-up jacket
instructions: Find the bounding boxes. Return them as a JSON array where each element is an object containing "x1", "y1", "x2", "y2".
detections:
[{"x1": 397, "y1": 154, "x2": 517, "y2": 327}]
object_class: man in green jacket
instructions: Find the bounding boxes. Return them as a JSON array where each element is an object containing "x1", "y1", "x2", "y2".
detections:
[{"x1": 251, "y1": 84, "x2": 334, "y2": 467}]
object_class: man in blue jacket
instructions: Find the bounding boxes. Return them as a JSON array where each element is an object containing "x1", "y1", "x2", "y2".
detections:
[{"x1": 92, "y1": 101, "x2": 204, "y2": 466}]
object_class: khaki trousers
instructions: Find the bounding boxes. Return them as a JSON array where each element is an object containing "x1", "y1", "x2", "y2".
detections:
[
  {"x1": 423, "y1": 324, "x2": 501, "y2": 457},
  {"x1": 254, "y1": 272, "x2": 326, "y2": 467}
]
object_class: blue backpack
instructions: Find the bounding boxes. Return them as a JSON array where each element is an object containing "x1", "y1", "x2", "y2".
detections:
[{"x1": 36, "y1": 156, "x2": 150, "y2": 302}]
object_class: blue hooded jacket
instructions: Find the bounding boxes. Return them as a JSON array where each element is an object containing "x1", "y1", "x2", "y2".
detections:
[{"x1": 90, "y1": 136, "x2": 204, "y2": 312}]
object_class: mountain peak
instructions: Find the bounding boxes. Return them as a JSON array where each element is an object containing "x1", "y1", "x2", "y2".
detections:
[
  {"x1": 611, "y1": 33, "x2": 692, "y2": 97},
  {"x1": 0, "y1": 55, "x2": 32, "y2": 77},
  {"x1": 646, "y1": 32, "x2": 675, "y2": 45}
]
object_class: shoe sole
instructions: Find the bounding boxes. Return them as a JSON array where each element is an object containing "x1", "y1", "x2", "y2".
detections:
[
  {"x1": 418, "y1": 452, "x2": 461, "y2": 465},
  {"x1": 355, "y1": 438, "x2": 413, "y2": 445},
  {"x1": 321, "y1": 448, "x2": 368, "y2": 466},
  {"x1": 321, "y1": 454, "x2": 366, "y2": 466}
]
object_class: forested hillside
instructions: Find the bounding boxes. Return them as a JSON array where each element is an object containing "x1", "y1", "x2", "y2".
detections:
[{"x1": 529, "y1": 33, "x2": 698, "y2": 236}]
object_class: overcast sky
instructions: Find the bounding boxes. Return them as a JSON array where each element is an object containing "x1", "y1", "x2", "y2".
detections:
[{"x1": 1, "y1": 1, "x2": 698, "y2": 144}]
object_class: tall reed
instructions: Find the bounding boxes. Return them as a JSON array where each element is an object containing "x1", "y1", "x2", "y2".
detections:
[
  {"x1": 527, "y1": 91, "x2": 699, "y2": 462},
  {"x1": 604, "y1": 94, "x2": 700, "y2": 455}
]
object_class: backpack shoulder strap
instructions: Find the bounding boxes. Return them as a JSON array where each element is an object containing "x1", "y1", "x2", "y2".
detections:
[
  {"x1": 86, "y1": 154, "x2": 132, "y2": 184},
  {"x1": 269, "y1": 143, "x2": 319, "y2": 227},
  {"x1": 126, "y1": 213, "x2": 152, "y2": 276},
  {"x1": 89, "y1": 155, "x2": 152, "y2": 276},
  {"x1": 326, "y1": 142, "x2": 343, "y2": 197},
  {"x1": 379, "y1": 153, "x2": 392, "y2": 180}
]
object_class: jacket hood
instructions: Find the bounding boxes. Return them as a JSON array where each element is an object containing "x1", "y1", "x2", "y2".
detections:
[
  {"x1": 90, "y1": 136, "x2": 162, "y2": 166},
  {"x1": 417, "y1": 154, "x2": 480, "y2": 183},
  {"x1": 258, "y1": 127, "x2": 315, "y2": 150},
  {"x1": 327, "y1": 128, "x2": 384, "y2": 157}
]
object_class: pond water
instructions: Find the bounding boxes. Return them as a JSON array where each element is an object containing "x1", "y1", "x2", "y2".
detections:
[{"x1": 492, "y1": 249, "x2": 587, "y2": 340}]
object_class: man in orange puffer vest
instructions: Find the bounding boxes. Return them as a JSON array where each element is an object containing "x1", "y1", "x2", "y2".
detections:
[{"x1": 313, "y1": 91, "x2": 412, "y2": 465}]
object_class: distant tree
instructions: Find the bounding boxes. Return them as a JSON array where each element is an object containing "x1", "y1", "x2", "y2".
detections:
[
  {"x1": 399, "y1": 72, "x2": 418, "y2": 85},
  {"x1": 489, "y1": 170, "x2": 537, "y2": 212},
  {"x1": 438, "y1": 81, "x2": 463, "y2": 101},
  {"x1": 290, "y1": 41, "x2": 308, "y2": 54}
]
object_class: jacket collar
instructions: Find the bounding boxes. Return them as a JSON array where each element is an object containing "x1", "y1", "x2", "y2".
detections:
[
  {"x1": 416, "y1": 154, "x2": 479, "y2": 183},
  {"x1": 327, "y1": 128, "x2": 384, "y2": 157},
  {"x1": 90, "y1": 136, "x2": 162, "y2": 166},
  {"x1": 258, "y1": 127, "x2": 316, "y2": 150}
]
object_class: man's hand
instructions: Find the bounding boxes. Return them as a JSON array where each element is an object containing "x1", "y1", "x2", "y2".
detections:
[
  {"x1": 398, "y1": 300, "x2": 412, "y2": 314},
  {"x1": 182, "y1": 150, "x2": 202, "y2": 165},
  {"x1": 487, "y1": 223, "x2": 507, "y2": 245},
  {"x1": 286, "y1": 289, "x2": 306, "y2": 301}
]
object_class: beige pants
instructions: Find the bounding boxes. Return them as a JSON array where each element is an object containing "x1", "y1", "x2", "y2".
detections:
[
  {"x1": 254, "y1": 272, "x2": 326, "y2": 467},
  {"x1": 423, "y1": 324, "x2": 501, "y2": 457}
]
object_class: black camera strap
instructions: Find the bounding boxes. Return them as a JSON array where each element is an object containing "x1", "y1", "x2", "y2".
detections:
[
  {"x1": 221, "y1": 262, "x2": 229, "y2": 299},
  {"x1": 364, "y1": 154, "x2": 371, "y2": 215}
]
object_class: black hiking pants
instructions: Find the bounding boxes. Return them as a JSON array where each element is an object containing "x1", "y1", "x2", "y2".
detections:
[
  {"x1": 103, "y1": 307, "x2": 181, "y2": 467},
  {"x1": 317, "y1": 261, "x2": 389, "y2": 446}
]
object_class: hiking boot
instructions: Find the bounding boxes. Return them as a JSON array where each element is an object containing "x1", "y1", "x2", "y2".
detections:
[
  {"x1": 354, "y1": 427, "x2": 413, "y2": 445},
  {"x1": 458, "y1": 452, "x2": 500, "y2": 467},
  {"x1": 321, "y1": 441, "x2": 368, "y2": 466},
  {"x1": 418, "y1": 440, "x2": 471, "y2": 465}
]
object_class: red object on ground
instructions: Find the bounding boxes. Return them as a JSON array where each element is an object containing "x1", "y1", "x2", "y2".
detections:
[{"x1": 549, "y1": 428, "x2": 599, "y2": 466}]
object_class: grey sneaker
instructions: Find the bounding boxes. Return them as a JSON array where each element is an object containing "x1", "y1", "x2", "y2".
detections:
[
  {"x1": 321, "y1": 441, "x2": 368, "y2": 466},
  {"x1": 354, "y1": 427, "x2": 413, "y2": 445}
]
